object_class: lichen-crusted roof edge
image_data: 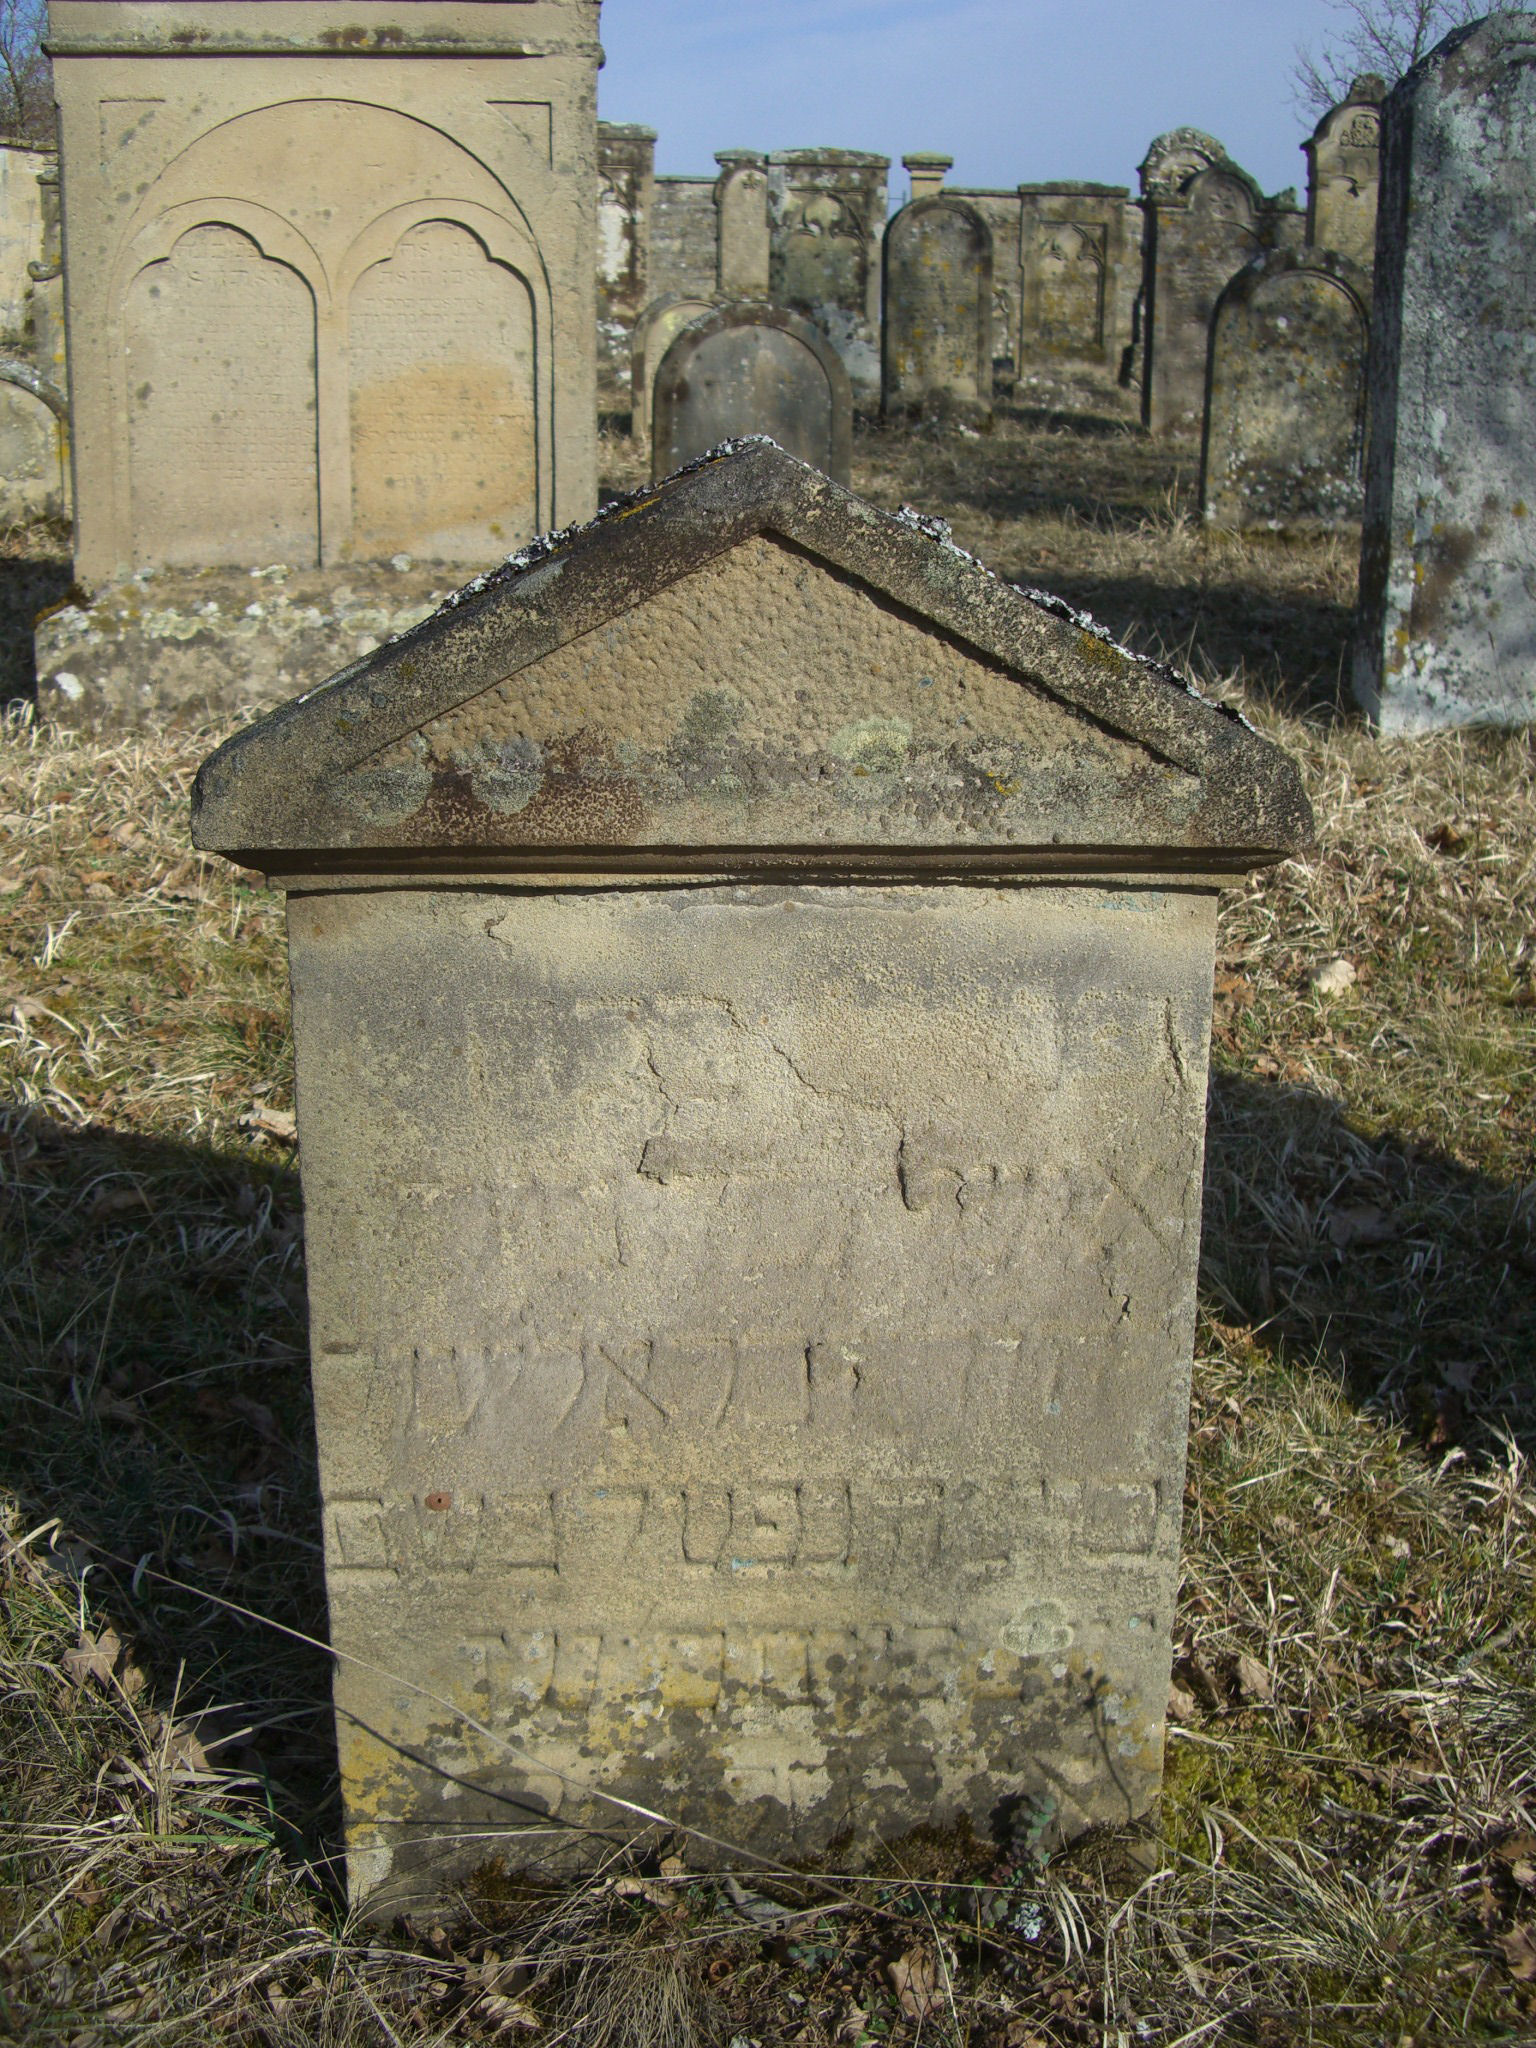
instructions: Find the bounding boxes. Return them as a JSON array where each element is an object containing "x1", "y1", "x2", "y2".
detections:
[{"x1": 191, "y1": 438, "x2": 1314, "y2": 866}]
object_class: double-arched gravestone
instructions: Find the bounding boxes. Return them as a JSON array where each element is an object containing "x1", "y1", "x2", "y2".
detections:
[
  {"x1": 881, "y1": 196, "x2": 993, "y2": 417},
  {"x1": 650, "y1": 301, "x2": 852, "y2": 484},
  {"x1": 1199, "y1": 247, "x2": 1368, "y2": 531}
]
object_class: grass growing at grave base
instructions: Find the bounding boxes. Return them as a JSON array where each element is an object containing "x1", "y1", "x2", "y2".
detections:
[{"x1": 2, "y1": 408, "x2": 1535, "y2": 2044}]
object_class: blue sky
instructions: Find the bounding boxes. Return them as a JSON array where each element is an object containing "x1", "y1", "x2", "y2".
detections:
[{"x1": 597, "y1": 0, "x2": 1349, "y2": 201}]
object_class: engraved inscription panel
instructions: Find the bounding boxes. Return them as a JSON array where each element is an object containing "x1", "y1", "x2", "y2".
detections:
[
  {"x1": 349, "y1": 221, "x2": 537, "y2": 560},
  {"x1": 292, "y1": 882, "x2": 1210, "y2": 1888},
  {"x1": 125, "y1": 225, "x2": 319, "y2": 568}
]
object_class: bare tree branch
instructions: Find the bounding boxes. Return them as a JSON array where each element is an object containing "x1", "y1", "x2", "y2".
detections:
[
  {"x1": 0, "y1": 0, "x2": 51, "y2": 148},
  {"x1": 1291, "y1": 0, "x2": 1482, "y2": 119}
]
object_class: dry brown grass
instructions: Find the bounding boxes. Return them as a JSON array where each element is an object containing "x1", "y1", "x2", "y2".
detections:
[{"x1": 1, "y1": 402, "x2": 1534, "y2": 2043}]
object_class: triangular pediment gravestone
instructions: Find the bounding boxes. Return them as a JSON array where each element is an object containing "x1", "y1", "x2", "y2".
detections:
[
  {"x1": 193, "y1": 440, "x2": 1308, "y2": 874},
  {"x1": 192, "y1": 438, "x2": 1313, "y2": 1909}
]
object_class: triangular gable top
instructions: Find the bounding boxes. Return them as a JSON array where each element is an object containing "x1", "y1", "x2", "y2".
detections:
[{"x1": 191, "y1": 440, "x2": 1312, "y2": 877}]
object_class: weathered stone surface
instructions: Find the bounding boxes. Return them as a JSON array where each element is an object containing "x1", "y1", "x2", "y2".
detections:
[
  {"x1": 881, "y1": 196, "x2": 992, "y2": 417},
  {"x1": 36, "y1": 563, "x2": 451, "y2": 729},
  {"x1": 650, "y1": 309, "x2": 852, "y2": 485},
  {"x1": 1200, "y1": 248, "x2": 1369, "y2": 531},
  {"x1": 1354, "y1": 14, "x2": 1536, "y2": 731},
  {"x1": 767, "y1": 150, "x2": 888, "y2": 406},
  {"x1": 596, "y1": 123, "x2": 656, "y2": 419},
  {"x1": 1138, "y1": 134, "x2": 1304, "y2": 435},
  {"x1": 715, "y1": 151, "x2": 770, "y2": 296},
  {"x1": 192, "y1": 441, "x2": 1311, "y2": 1908},
  {"x1": 630, "y1": 292, "x2": 714, "y2": 450},
  {"x1": 1304, "y1": 76, "x2": 1386, "y2": 270},
  {"x1": 51, "y1": 0, "x2": 601, "y2": 582}
]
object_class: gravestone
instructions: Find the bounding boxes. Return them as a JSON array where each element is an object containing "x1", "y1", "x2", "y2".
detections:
[
  {"x1": 596, "y1": 124, "x2": 657, "y2": 421},
  {"x1": 0, "y1": 371, "x2": 67, "y2": 523},
  {"x1": 651, "y1": 305, "x2": 852, "y2": 483},
  {"x1": 41, "y1": 0, "x2": 601, "y2": 725},
  {"x1": 1137, "y1": 133, "x2": 1304, "y2": 434},
  {"x1": 1200, "y1": 249, "x2": 1369, "y2": 531},
  {"x1": 715, "y1": 151, "x2": 771, "y2": 296},
  {"x1": 767, "y1": 150, "x2": 888, "y2": 405},
  {"x1": 191, "y1": 439, "x2": 1311, "y2": 1910},
  {"x1": 1304, "y1": 76, "x2": 1386, "y2": 270},
  {"x1": 1016, "y1": 187, "x2": 1136, "y2": 377},
  {"x1": 1355, "y1": 14, "x2": 1536, "y2": 730},
  {"x1": 881, "y1": 196, "x2": 992, "y2": 416},
  {"x1": 630, "y1": 294, "x2": 714, "y2": 450}
]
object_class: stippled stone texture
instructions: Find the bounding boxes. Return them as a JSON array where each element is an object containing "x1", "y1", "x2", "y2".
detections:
[
  {"x1": 1200, "y1": 248, "x2": 1369, "y2": 532},
  {"x1": 881, "y1": 196, "x2": 993, "y2": 418},
  {"x1": 1354, "y1": 14, "x2": 1536, "y2": 732},
  {"x1": 191, "y1": 442, "x2": 1312, "y2": 1909}
]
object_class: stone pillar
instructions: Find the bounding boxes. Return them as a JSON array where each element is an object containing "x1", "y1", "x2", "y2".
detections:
[
  {"x1": 596, "y1": 122, "x2": 656, "y2": 421},
  {"x1": 714, "y1": 150, "x2": 769, "y2": 296},
  {"x1": 1354, "y1": 14, "x2": 1536, "y2": 730},
  {"x1": 902, "y1": 153, "x2": 952, "y2": 202},
  {"x1": 190, "y1": 438, "x2": 1312, "y2": 1912}
]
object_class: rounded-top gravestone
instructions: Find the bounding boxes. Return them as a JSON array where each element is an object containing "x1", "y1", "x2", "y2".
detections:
[
  {"x1": 881, "y1": 195, "x2": 993, "y2": 417},
  {"x1": 651, "y1": 302, "x2": 852, "y2": 483},
  {"x1": 1200, "y1": 247, "x2": 1368, "y2": 531}
]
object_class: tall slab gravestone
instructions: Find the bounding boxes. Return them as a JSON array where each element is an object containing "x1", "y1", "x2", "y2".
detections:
[
  {"x1": 881, "y1": 195, "x2": 993, "y2": 417},
  {"x1": 1354, "y1": 14, "x2": 1536, "y2": 731},
  {"x1": 1304, "y1": 76, "x2": 1386, "y2": 271},
  {"x1": 650, "y1": 306, "x2": 853, "y2": 483},
  {"x1": 192, "y1": 442, "x2": 1311, "y2": 1911},
  {"x1": 1200, "y1": 249, "x2": 1369, "y2": 531}
]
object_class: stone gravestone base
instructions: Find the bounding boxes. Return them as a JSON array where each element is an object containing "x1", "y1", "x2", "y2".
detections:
[{"x1": 35, "y1": 564, "x2": 451, "y2": 729}]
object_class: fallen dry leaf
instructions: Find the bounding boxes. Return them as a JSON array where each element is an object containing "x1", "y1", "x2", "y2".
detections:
[
  {"x1": 1166, "y1": 1682, "x2": 1200, "y2": 1724},
  {"x1": 88, "y1": 1183, "x2": 152, "y2": 1225},
  {"x1": 91, "y1": 1388, "x2": 144, "y2": 1425},
  {"x1": 63, "y1": 1627, "x2": 121, "y2": 1688},
  {"x1": 1235, "y1": 1652, "x2": 1274, "y2": 1705},
  {"x1": 887, "y1": 1949, "x2": 945, "y2": 2021},
  {"x1": 1497, "y1": 1924, "x2": 1536, "y2": 1981},
  {"x1": 1310, "y1": 956, "x2": 1358, "y2": 999}
]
